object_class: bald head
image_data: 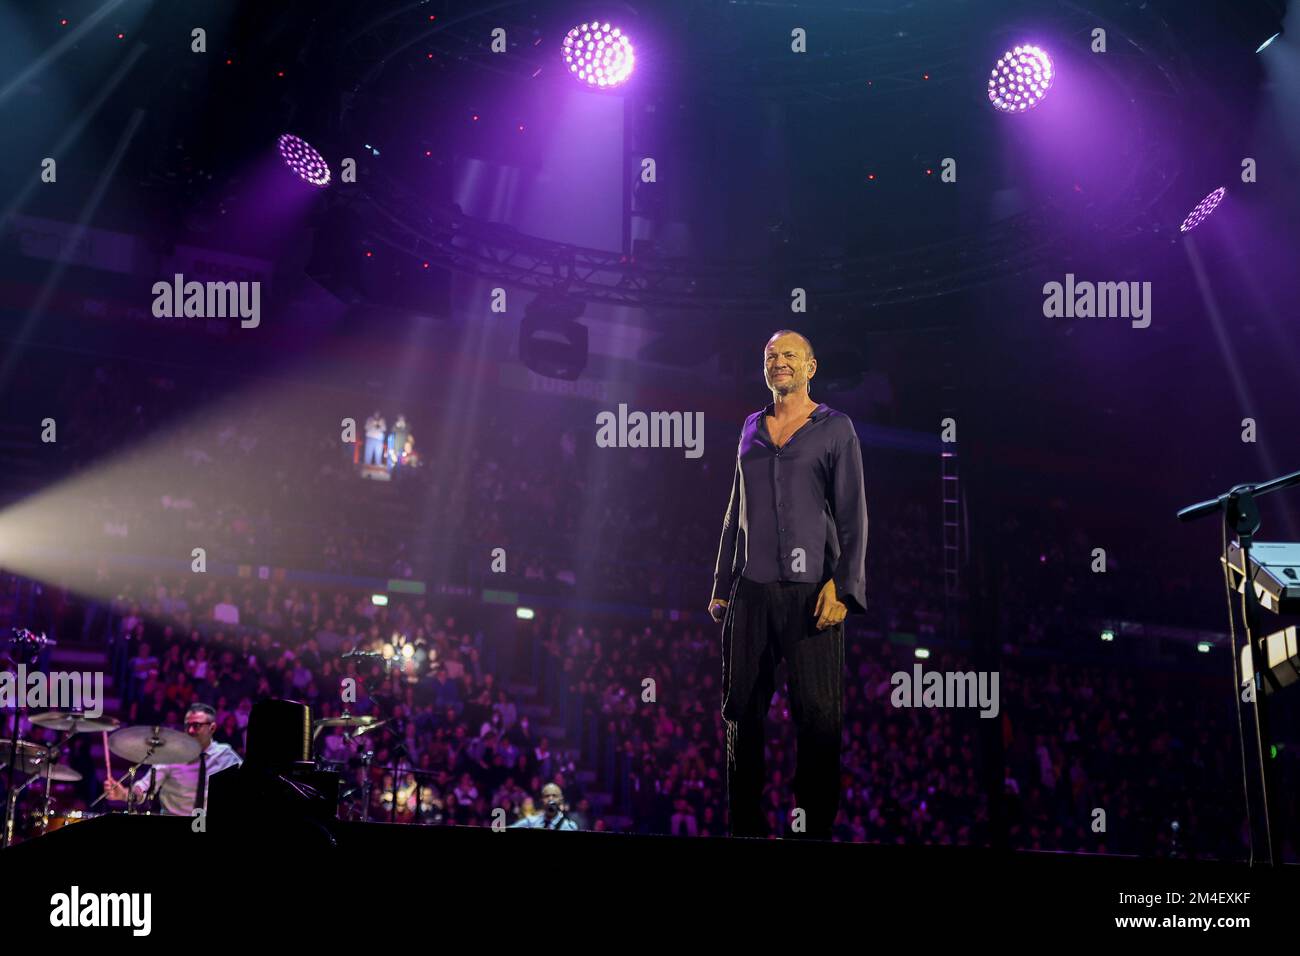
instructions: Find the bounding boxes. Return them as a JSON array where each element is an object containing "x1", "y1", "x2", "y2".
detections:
[{"x1": 767, "y1": 329, "x2": 814, "y2": 361}]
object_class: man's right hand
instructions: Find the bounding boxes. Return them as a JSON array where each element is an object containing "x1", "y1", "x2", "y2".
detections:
[
  {"x1": 707, "y1": 599, "x2": 728, "y2": 624},
  {"x1": 103, "y1": 779, "x2": 130, "y2": 802}
]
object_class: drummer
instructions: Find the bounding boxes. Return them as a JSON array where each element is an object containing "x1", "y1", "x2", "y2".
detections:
[{"x1": 103, "y1": 704, "x2": 242, "y2": 815}]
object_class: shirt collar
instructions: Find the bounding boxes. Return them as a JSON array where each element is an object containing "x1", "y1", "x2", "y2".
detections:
[
  {"x1": 756, "y1": 402, "x2": 830, "y2": 433},
  {"x1": 760, "y1": 401, "x2": 828, "y2": 420}
]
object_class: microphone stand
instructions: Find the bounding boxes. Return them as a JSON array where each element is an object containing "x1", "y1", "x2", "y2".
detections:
[{"x1": 1178, "y1": 469, "x2": 1300, "y2": 867}]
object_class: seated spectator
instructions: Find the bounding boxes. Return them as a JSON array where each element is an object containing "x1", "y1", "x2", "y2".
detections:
[{"x1": 213, "y1": 590, "x2": 240, "y2": 625}]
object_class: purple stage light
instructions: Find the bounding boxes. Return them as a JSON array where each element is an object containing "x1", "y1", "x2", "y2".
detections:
[
  {"x1": 277, "y1": 133, "x2": 331, "y2": 188},
  {"x1": 561, "y1": 21, "x2": 634, "y2": 88},
  {"x1": 1179, "y1": 186, "x2": 1226, "y2": 233},
  {"x1": 987, "y1": 45, "x2": 1053, "y2": 113}
]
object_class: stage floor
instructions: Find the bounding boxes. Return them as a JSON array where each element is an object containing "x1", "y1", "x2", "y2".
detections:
[{"x1": 4, "y1": 814, "x2": 1294, "y2": 939}]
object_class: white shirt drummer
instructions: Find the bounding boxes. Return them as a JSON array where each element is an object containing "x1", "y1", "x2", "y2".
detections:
[{"x1": 105, "y1": 705, "x2": 242, "y2": 816}]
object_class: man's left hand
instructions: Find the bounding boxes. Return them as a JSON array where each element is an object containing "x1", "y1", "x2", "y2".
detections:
[{"x1": 813, "y1": 579, "x2": 848, "y2": 630}]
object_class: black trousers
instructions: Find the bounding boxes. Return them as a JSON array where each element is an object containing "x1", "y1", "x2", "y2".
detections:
[{"x1": 721, "y1": 575, "x2": 844, "y2": 840}]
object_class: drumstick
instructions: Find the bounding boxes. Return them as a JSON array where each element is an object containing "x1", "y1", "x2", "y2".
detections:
[{"x1": 102, "y1": 731, "x2": 111, "y2": 779}]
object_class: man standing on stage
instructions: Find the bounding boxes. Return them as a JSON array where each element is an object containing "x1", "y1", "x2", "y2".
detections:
[
  {"x1": 363, "y1": 411, "x2": 387, "y2": 466},
  {"x1": 707, "y1": 330, "x2": 867, "y2": 840}
]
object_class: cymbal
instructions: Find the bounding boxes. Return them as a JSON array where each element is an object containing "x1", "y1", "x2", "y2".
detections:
[
  {"x1": 29, "y1": 712, "x2": 121, "y2": 733},
  {"x1": 0, "y1": 740, "x2": 81, "y2": 780},
  {"x1": 108, "y1": 726, "x2": 201, "y2": 765},
  {"x1": 0, "y1": 739, "x2": 49, "y2": 765},
  {"x1": 26, "y1": 761, "x2": 83, "y2": 782},
  {"x1": 313, "y1": 715, "x2": 386, "y2": 730},
  {"x1": 45, "y1": 762, "x2": 83, "y2": 782},
  {"x1": 353, "y1": 718, "x2": 388, "y2": 738}
]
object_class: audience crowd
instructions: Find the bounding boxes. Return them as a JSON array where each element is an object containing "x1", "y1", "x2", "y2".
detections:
[{"x1": 0, "y1": 354, "x2": 1283, "y2": 860}]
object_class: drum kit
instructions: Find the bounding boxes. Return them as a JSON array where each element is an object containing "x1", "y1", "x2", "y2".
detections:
[
  {"x1": 93, "y1": 724, "x2": 202, "y2": 813},
  {"x1": 3, "y1": 627, "x2": 440, "y2": 841},
  {"x1": 4, "y1": 707, "x2": 402, "y2": 840},
  {"x1": 313, "y1": 713, "x2": 445, "y2": 824},
  {"x1": 2, "y1": 711, "x2": 209, "y2": 845},
  {"x1": 1, "y1": 626, "x2": 216, "y2": 846},
  {"x1": 1, "y1": 711, "x2": 118, "y2": 846},
  {"x1": 311, "y1": 711, "x2": 388, "y2": 821}
]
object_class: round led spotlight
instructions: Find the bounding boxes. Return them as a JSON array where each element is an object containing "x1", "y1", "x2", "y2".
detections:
[
  {"x1": 1180, "y1": 187, "x2": 1226, "y2": 233},
  {"x1": 561, "y1": 21, "x2": 634, "y2": 88},
  {"x1": 987, "y1": 45, "x2": 1054, "y2": 113},
  {"x1": 278, "y1": 133, "x2": 331, "y2": 187}
]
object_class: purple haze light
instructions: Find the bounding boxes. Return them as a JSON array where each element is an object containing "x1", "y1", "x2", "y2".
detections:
[
  {"x1": 987, "y1": 45, "x2": 1054, "y2": 113},
  {"x1": 561, "y1": 21, "x2": 634, "y2": 88},
  {"x1": 278, "y1": 133, "x2": 330, "y2": 187},
  {"x1": 1179, "y1": 186, "x2": 1226, "y2": 233}
]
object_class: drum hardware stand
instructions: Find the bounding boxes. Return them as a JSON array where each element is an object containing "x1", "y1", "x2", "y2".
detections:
[
  {"x1": 2, "y1": 628, "x2": 55, "y2": 850},
  {"x1": 33, "y1": 733, "x2": 72, "y2": 836},
  {"x1": 337, "y1": 642, "x2": 417, "y2": 823},
  {"x1": 385, "y1": 743, "x2": 412, "y2": 824},
  {"x1": 358, "y1": 746, "x2": 375, "y2": 822},
  {"x1": 312, "y1": 715, "x2": 374, "y2": 822},
  {"x1": 89, "y1": 747, "x2": 162, "y2": 814},
  {"x1": 4, "y1": 775, "x2": 34, "y2": 846},
  {"x1": 2, "y1": 721, "x2": 19, "y2": 849}
]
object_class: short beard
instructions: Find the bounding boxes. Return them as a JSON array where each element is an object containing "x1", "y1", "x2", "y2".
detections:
[{"x1": 771, "y1": 378, "x2": 804, "y2": 396}]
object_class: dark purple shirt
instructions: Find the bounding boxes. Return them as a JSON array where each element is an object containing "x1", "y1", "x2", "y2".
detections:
[{"x1": 711, "y1": 402, "x2": 868, "y2": 613}]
